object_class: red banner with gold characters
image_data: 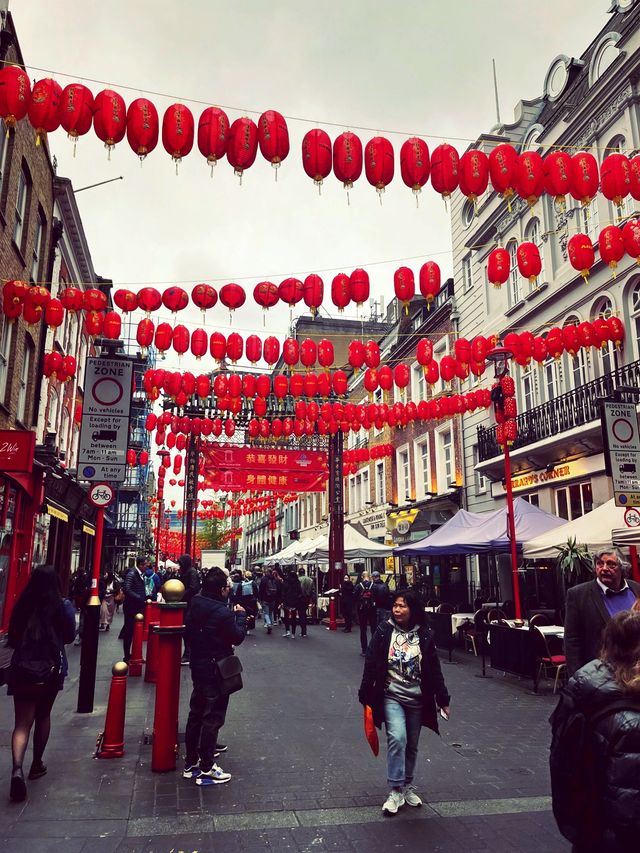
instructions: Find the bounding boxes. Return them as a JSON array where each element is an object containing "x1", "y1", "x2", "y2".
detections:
[
  {"x1": 201, "y1": 443, "x2": 327, "y2": 474},
  {"x1": 202, "y1": 468, "x2": 328, "y2": 493}
]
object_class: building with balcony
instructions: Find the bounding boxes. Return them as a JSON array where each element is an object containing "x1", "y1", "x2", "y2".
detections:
[{"x1": 450, "y1": 0, "x2": 640, "y2": 602}]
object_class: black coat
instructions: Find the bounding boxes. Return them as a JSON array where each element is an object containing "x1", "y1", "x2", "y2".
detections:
[
  {"x1": 564, "y1": 579, "x2": 640, "y2": 676},
  {"x1": 282, "y1": 574, "x2": 302, "y2": 609},
  {"x1": 186, "y1": 592, "x2": 247, "y2": 688},
  {"x1": 549, "y1": 659, "x2": 640, "y2": 843},
  {"x1": 358, "y1": 620, "x2": 451, "y2": 734},
  {"x1": 179, "y1": 567, "x2": 201, "y2": 607},
  {"x1": 123, "y1": 568, "x2": 147, "y2": 616}
]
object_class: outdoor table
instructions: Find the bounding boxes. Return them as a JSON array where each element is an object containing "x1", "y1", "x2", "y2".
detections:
[
  {"x1": 488, "y1": 622, "x2": 536, "y2": 680},
  {"x1": 450, "y1": 612, "x2": 475, "y2": 636},
  {"x1": 511, "y1": 622, "x2": 564, "y2": 639}
]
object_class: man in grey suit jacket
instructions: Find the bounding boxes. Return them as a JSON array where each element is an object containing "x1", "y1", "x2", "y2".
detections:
[{"x1": 564, "y1": 547, "x2": 640, "y2": 677}]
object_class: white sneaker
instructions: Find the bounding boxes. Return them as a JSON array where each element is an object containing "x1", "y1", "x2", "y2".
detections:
[
  {"x1": 404, "y1": 785, "x2": 422, "y2": 807},
  {"x1": 282, "y1": 631, "x2": 291, "y2": 637},
  {"x1": 195, "y1": 763, "x2": 231, "y2": 786},
  {"x1": 382, "y1": 789, "x2": 405, "y2": 815}
]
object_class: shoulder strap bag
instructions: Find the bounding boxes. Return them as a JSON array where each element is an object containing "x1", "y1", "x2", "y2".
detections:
[{"x1": 214, "y1": 654, "x2": 243, "y2": 696}]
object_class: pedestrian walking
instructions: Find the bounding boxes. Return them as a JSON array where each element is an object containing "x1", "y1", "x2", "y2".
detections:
[
  {"x1": 371, "y1": 570, "x2": 391, "y2": 626},
  {"x1": 99, "y1": 572, "x2": 117, "y2": 632},
  {"x1": 297, "y1": 568, "x2": 314, "y2": 637},
  {"x1": 258, "y1": 567, "x2": 281, "y2": 635},
  {"x1": 358, "y1": 588, "x2": 451, "y2": 815},
  {"x1": 340, "y1": 574, "x2": 355, "y2": 632},
  {"x1": 178, "y1": 554, "x2": 201, "y2": 663},
  {"x1": 355, "y1": 572, "x2": 377, "y2": 655},
  {"x1": 282, "y1": 570, "x2": 302, "y2": 638},
  {"x1": 238, "y1": 571, "x2": 259, "y2": 632},
  {"x1": 5, "y1": 565, "x2": 76, "y2": 802},
  {"x1": 120, "y1": 557, "x2": 147, "y2": 664},
  {"x1": 183, "y1": 568, "x2": 247, "y2": 786},
  {"x1": 143, "y1": 565, "x2": 162, "y2": 602},
  {"x1": 550, "y1": 608, "x2": 640, "y2": 852}
]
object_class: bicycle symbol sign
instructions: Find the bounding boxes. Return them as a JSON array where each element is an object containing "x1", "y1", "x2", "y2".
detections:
[{"x1": 89, "y1": 482, "x2": 115, "y2": 508}]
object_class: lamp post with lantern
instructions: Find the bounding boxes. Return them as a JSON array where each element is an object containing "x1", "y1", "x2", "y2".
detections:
[{"x1": 486, "y1": 343, "x2": 523, "y2": 623}]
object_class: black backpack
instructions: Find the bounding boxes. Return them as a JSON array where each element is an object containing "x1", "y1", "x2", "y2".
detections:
[{"x1": 10, "y1": 615, "x2": 62, "y2": 686}]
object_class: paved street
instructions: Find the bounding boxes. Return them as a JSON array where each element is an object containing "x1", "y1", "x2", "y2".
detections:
[{"x1": 0, "y1": 614, "x2": 570, "y2": 852}]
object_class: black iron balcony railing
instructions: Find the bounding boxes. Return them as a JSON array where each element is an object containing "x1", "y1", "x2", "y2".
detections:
[{"x1": 477, "y1": 358, "x2": 640, "y2": 463}]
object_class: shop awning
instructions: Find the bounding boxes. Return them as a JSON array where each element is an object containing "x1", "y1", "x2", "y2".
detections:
[{"x1": 524, "y1": 499, "x2": 630, "y2": 558}]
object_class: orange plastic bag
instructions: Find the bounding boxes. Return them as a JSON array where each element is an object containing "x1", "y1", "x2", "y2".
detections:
[{"x1": 364, "y1": 705, "x2": 379, "y2": 756}]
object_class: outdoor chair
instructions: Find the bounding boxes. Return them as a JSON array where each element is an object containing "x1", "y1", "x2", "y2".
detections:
[
  {"x1": 529, "y1": 613, "x2": 551, "y2": 627},
  {"x1": 487, "y1": 608, "x2": 507, "y2": 622},
  {"x1": 494, "y1": 618, "x2": 511, "y2": 627},
  {"x1": 531, "y1": 626, "x2": 566, "y2": 693},
  {"x1": 426, "y1": 598, "x2": 440, "y2": 608},
  {"x1": 462, "y1": 609, "x2": 488, "y2": 656},
  {"x1": 436, "y1": 603, "x2": 454, "y2": 614}
]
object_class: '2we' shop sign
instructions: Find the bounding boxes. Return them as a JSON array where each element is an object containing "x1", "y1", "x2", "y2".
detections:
[{"x1": 0, "y1": 430, "x2": 36, "y2": 473}]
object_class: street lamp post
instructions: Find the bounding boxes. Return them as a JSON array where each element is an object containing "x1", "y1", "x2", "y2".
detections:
[{"x1": 486, "y1": 344, "x2": 523, "y2": 623}]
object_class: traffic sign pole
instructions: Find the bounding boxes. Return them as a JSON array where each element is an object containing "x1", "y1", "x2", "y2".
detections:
[{"x1": 77, "y1": 505, "x2": 105, "y2": 713}]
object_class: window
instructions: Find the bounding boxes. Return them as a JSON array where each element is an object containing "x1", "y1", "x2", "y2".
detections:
[
  {"x1": 414, "y1": 439, "x2": 431, "y2": 500},
  {"x1": 0, "y1": 129, "x2": 8, "y2": 200},
  {"x1": 462, "y1": 200, "x2": 475, "y2": 228},
  {"x1": 575, "y1": 197, "x2": 599, "y2": 243},
  {"x1": 521, "y1": 493, "x2": 540, "y2": 508},
  {"x1": 17, "y1": 340, "x2": 34, "y2": 424},
  {"x1": 589, "y1": 35, "x2": 620, "y2": 86},
  {"x1": 13, "y1": 165, "x2": 30, "y2": 250},
  {"x1": 350, "y1": 468, "x2": 370, "y2": 513},
  {"x1": 397, "y1": 447, "x2": 411, "y2": 503},
  {"x1": 432, "y1": 335, "x2": 449, "y2": 395},
  {"x1": 473, "y1": 445, "x2": 487, "y2": 495},
  {"x1": 436, "y1": 428, "x2": 455, "y2": 492},
  {"x1": 462, "y1": 256, "x2": 473, "y2": 293},
  {"x1": 0, "y1": 320, "x2": 14, "y2": 404},
  {"x1": 412, "y1": 362, "x2": 426, "y2": 402},
  {"x1": 525, "y1": 218, "x2": 545, "y2": 286},
  {"x1": 543, "y1": 357, "x2": 562, "y2": 401},
  {"x1": 507, "y1": 240, "x2": 521, "y2": 306},
  {"x1": 520, "y1": 362, "x2": 540, "y2": 411},
  {"x1": 556, "y1": 481, "x2": 593, "y2": 521},
  {"x1": 608, "y1": 138, "x2": 635, "y2": 219},
  {"x1": 31, "y1": 210, "x2": 46, "y2": 282},
  {"x1": 633, "y1": 281, "x2": 640, "y2": 359},
  {"x1": 592, "y1": 298, "x2": 618, "y2": 376},
  {"x1": 375, "y1": 460, "x2": 386, "y2": 505},
  {"x1": 564, "y1": 316, "x2": 592, "y2": 388}
]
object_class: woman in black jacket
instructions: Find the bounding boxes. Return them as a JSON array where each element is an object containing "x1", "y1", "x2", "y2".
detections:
[
  {"x1": 281, "y1": 570, "x2": 302, "y2": 638},
  {"x1": 358, "y1": 589, "x2": 450, "y2": 815},
  {"x1": 6, "y1": 565, "x2": 76, "y2": 802},
  {"x1": 550, "y1": 608, "x2": 640, "y2": 853}
]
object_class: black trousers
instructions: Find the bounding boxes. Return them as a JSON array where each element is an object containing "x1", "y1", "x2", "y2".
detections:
[
  {"x1": 121, "y1": 615, "x2": 135, "y2": 662},
  {"x1": 184, "y1": 683, "x2": 229, "y2": 772},
  {"x1": 359, "y1": 608, "x2": 377, "y2": 652},
  {"x1": 298, "y1": 603, "x2": 308, "y2": 636},
  {"x1": 342, "y1": 600, "x2": 354, "y2": 630},
  {"x1": 284, "y1": 608, "x2": 298, "y2": 634}
]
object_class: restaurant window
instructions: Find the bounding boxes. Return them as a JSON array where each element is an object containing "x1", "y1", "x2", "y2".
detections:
[
  {"x1": 30, "y1": 209, "x2": 46, "y2": 282},
  {"x1": 436, "y1": 427, "x2": 454, "y2": 493},
  {"x1": 521, "y1": 493, "x2": 540, "y2": 508},
  {"x1": 375, "y1": 460, "x2": 385, "y2": 505},
  {"x1": 414, "y1": 439, "x2": 430, "y2": 500},
  {"x1": 17, "y1": 338, "x2": 34, "y2": 424},
  {"x1": 508, "y1": 240, "x2": 521, "y2": 306},
  {"x1": 543, "y1": 357, "x2": 562, "y2": 401},
  {"x1": 397, "y1": 447, "x2": 411, "y2": 503},
  {"x1": 0, "y1": 319, "x2": 14, "y2": 404},
  {"x1": 555, "y1": 481, "x2": 593, "y2": 521},
  {"x1": 13, "y1": 164, "x2": 30, "y2": 250},
  {"x1": 462, "y1": 255, "x2": 473, "y2": 293}
]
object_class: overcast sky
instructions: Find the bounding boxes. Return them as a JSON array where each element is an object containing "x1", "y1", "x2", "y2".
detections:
[{"x1": 12, "y1": 0, "x2": 611, "y2": 371}]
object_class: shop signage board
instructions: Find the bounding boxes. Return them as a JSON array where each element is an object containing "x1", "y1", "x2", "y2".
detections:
[
  {"x1": 0, "y1": 430, "x2": 35, "y2": 472},
  {"x1": 201, "y1": 443, "x2": 327, "y2": 473},
  {"x1": 602, "y1": 402, "x2": 640, "y2": 507},
  {"x1": 78, "y1": 357, "x2": 133, "y2": 483}
]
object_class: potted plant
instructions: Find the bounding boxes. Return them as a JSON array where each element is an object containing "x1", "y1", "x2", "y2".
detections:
[{"x1": 554, "y1": 537, "x2": 594, "y2": 596}]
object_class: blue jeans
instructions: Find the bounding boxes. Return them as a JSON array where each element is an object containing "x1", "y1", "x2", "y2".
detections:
[
  {"x1": 261, "y1": 602, "x2": 274, "y2": 627},
  {"x1": 384, "y1": 697, "x2": 422, "y2": 788}
]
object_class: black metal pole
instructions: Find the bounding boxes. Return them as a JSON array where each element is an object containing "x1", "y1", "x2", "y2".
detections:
[
  {"x1": 184, "y1": 434, "x2": 199, "y2": 557},
  {"x1": 328, "y1": 431, "x2": 344, "y2": 591}
]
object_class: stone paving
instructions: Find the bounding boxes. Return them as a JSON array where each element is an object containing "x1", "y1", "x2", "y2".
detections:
[{"x1": 0, "y1": 612, "x2": 571, "y2": 852}]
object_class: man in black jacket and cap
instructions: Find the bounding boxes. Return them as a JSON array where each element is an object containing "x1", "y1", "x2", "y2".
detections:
[{"x1": 178, "y1": 554, "x2": 201, "y2": 664}]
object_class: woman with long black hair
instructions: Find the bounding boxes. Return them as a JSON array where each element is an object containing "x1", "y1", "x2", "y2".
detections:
[{"x1": 6, "y1": 565, "x2": 76, "y2": 802}]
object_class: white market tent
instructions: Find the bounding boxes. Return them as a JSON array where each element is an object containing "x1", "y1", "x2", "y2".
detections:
[
  {"x1": 523, "y1": 499, "x2": 629, "y2": 558},
  {"x1": 266, "y1": 523, "x2": 393, "y2": 565}
]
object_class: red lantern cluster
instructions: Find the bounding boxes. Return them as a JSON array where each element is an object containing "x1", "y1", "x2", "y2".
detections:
[{"x1": 43, "y1": 351, "x2": 77, "y2": 382}]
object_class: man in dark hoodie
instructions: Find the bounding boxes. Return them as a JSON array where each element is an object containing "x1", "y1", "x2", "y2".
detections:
[
  {"x1": 183, "y1": 568, "x2": 247, "y2": 786},
  {"x1": 178, "y1": 554, "x2": 201, "y2": 664}
]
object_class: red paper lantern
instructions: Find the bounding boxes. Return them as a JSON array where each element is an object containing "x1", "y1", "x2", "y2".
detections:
[
  {"x1": 278, "y1": 277, "x2": 303, "y2": 307},
  {"x1": 568, "y1": 233, "x2": 595, "y2": 281},
  {"x1": 172, "y1": 325, "x2": 190, "y2": 355},
  {"x1": 224, "y1": 420, "x2": 235, "y2": 438},
  {"x1": 126, "y1": 97, "x2": 159, "y2": 159},
  {"x1": 318, "y1": 339, "x2": 334, "y2": 369},
  {"x1": 348, "y1": 340, "x2": 366, "y2": 372},
  {"x1": 162, "y1": 286, "x2": 188, "y2": 313},
  {"x1": 417, "y1": 338, "x2": 433, "y2": 365},
  {"x1": 378, "y1": 365, "x2": 393, "y2": 391},
  {"x1": 570, "y1": 151, "x2": 599, "y2": 206},
  {"x1": 81, "y1": 288, "x2": 105, "y2": 313},
  {"x1": 28, "y1": 78, "x2": 62, "y2": 143},
  {"x1": 242, "y1": 374, "x2": 256, "y2": 399},
  {"x1": 103, "y1": 311, "x2": 122, "y2": 340},
  {"x1": 458, "y1": 149, "x2": 489, "y2": 205},
  {"x1": 430, "y1": 143, "x2": 459, "y2": 200},
  {"x1": 162, "y1": 103, "x2": 195, "y2": 165},
  {"x1": 219, "y1": 283, "x2": 246, "y2": 312},
  {"x1": 333, "y1": 131, "x2": 363, "y2": 192},
  {"x1": 274, "y1": 375, "x2": 289, "y2": 400},
  {"x1": 44, "y1": 299, "x2": 64, "y2": 328},
  {"x1": 622, "y1": 219, "x2": 640, "y2": 263},
  {"x1": 344, "y1": 269, "x2": 369, "y2": 309},
  {"x1": 139, "y1": 450, "x2": 149, "y2": 466},
  {"x1": 395, "y1": 266, "x2": 416, "y2": 315},
  {"x1": 365, "y1": 136, "x2": 394, "y2": 197},
  {"x1": 154, "y1": 322, "x2": 172, "y2": 352},
  {"x1": 393, "y1": 363, "x2": 410, "y2": 389},
  {"x1": 516, "y1": 242, "x2": 542, "y2": 283},
  {"x1": 516, "y1": 151, "x2": 544, "y2": 208},
  {"x1": 58, "y1": 83, "x2": 94, "y2": 141},
  {"x1": 254, "y1": 281, "x2": 279, "y2": 311},
  {"x1": 303, "y1": 274, "x2": 324, "y2": 316},
  {"x1": 503, "y1": 419, "x2": 518, "y2": 446},
  {"x1": 246, "y1": 334, "x2": 262, "y2": 364},
  {"x1": 93, "y1": 89, "x2": 126, "y2": 152},
  {"x1": 258, "y1": 110, "x2": 289, "y2": 173},
  {"x1": 256, "y1": 375, "x2": 271, "y2": 397},
  {"x1": 290, "y1": 374, "x2": 305, "y2": 397},
  {"x1": 227, "y1": 117, "x2": 259, "y2": 181},
  {"x1": 283, "y1": 338, "x2": 300, "y2": 369},
  {"x1": 592, "y1": 318, "x2": 611, "y2": 350},
  {"x1": 601, "y1": 153, "x2": 631, "y2": 207},
  {"x1": 59, "y1": 287, "x2": 83, "y2": 313},
  {"x1": 440, "y1": 356, "x2": 457, "y2": 384},
  {"x1": 127, "y1": 449, "x2": 137, "y2": 467},
  {"x1": 2, "y1": 294, "x2": 21, "y2": 322},
  {"x1": 562, "y1": 325, "x2": 580, "y2": 357},
  {"x1": 85, "y1": 311, "x2": 104, "y2": 337},
  {"x1": 487, "y1": 247, "x2": 510, "y2": 288},
  {"x1": 598, "y1": 225, "x2": 625, "y2": 274},
  {"x1": 332, "y1": 370, "x2": 348, "y2": 396},
  {"x1": 136, "y1": 286, "x2": 162, "y2": 314},
  {"x1": 607, "y1": 316, "x2": 625, "y2": 349},
  {"x1": 454, "y1": 338, "x2": 472, "y2": 364},
  {"x1": 532, "y1": 336, "x2": 548, "y2": 364},
  {"x1": 365, "y1": 340, "x2": 380, "y2": 369},
  {"x1": 630, "y1": 154, "x2": 640, "y2": 201},
  {"x1": 489, "y1": 143, "x2": 518, "y2": 202},
  {"x1": 228, "y1": 373, "x2": 242, "y2": 397},
  {"x1": 113, "y1": 289, "x2": 137, "y2": 313},
  {"x1": 543, "y1": 150, "x2": 572, "y2": 206},
  {"x1": 419, "y1": 261, "x2": 441, "y2": 305},
  {"x1": 545, "y1": 327, "x2": 564, "y2": 360},
  {"x1": 300, "y1": 338, "x2": 317, "y2": 370},
  {"x1": 191, "y1": 328, "x2": 208, "y2": 359},
  {"x1": 227, "y1": 332, "x2": 243, "y2": 363},
  {"x1": 196, "y1": 375, "x2": 211, "y2": 398},
  {"x1": 364, "y1": 368, "x2": 379, "y2": 394},
  {"x1": 197, "y1": 106, "x2": 229, "y2": 170},
  {"x1": 264, "y1": 336, "x2": 280, "y2": 366},
  {"x1": 209, "y1": 331, "x2": 226, "y2": 361},
  {"x1": 0, "y1": 66, "x2": 31, "y2": 129},
  {"x1": 400, "y1": 137, "x2": 430, "y2": 199},
  {"x1": 302, "y1": 128, "x2": 332, "y2": 190},
  {"x1": 331, "y1": 273, "x2": 351, "y2": 312}
]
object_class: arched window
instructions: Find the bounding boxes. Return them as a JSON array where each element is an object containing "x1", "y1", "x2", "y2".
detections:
[
  {"x1": 525, "y1": 218, "x2": 545, "y2": 286},
  {"x1": 589, "y1": 35, "x2": 621, "y2": 86},
  {"x1": 591, "y1": 297, "x2": 618, "y2": 376},
  {"x1": 564, "y1": 315, "x2": 591, "y2": 389},
  {"x1": 507, "y1": 240, "x2": 521, "y2": 306}
]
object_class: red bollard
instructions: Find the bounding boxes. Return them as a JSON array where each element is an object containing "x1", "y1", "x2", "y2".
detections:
[
  {"x1": 128, "y1": 613, "x2": 145, "y2": 677},
  {"x1": 329, "y1": 594, "x2": 337, "y2": 631},
  {"x1": 144, "y1": 601, "x2": 161, "y2": 684},
  {"x1": 151, "y1": 580, "x2": 186, "y2": 773},
  {"x1": 96, "y1": 662, "x2": 128, "y2": 759}
]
